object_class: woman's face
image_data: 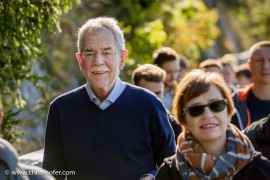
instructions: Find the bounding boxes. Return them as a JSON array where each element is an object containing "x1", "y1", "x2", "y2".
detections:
[{"x1": 184, "y1": 85, "x2": 230, "y2": 144}]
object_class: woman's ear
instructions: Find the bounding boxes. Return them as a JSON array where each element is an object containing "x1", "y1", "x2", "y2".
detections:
[{"x1": 76, "y1": 53, "x2": 83, "y2": 71}]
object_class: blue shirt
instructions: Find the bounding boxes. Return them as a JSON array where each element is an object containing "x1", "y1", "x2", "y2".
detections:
[
  {"x1": 162, "y1": 87, "x2": 174, "y2": 111},
  {"x1": 85, "y1": 77, "x2": 126, "y2": 110}
]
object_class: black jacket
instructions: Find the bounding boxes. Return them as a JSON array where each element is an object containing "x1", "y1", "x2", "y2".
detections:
[
  {"x1": 167, "y1": 111, "x2": 182, "y2": 142},
  {"x1": 244, "y1": 114, "x2": 270, "y2": 160},
  {"x1": 231, "y1": 93, "x2": 249, "y2": 130},
  {"x1": 156, "y1": 152, "x2": 270, "y2": 180}
]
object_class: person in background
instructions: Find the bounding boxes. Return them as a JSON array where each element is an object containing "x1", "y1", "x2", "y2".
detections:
[
  {"x1": 153, "y1": 47, "x2": 180, "y2": 112},
  {"x1": 132, "y1": 64, "x2": 181, "y2": 141},
  {"x1": 155, "y1": 69, "x2": 270, "y2": 180},
  {"x1": 219, "y1": 54, "x2": 247, "y2": 130},
  {"x1": 236, "y1": 63, "x2": 253, "y2": 88},
  {"x1": 199, "y1": 58, "x2": 223, "y2": 73},
  {"x1": 177, "y1": 55, "x2": 189, "y2": 82},
  {"x1": 43, "y1": 17, "x2": 175, "y2": 180},
  {"x1": 132, "y1": 64, "x2": 165, "y2": 99},
  {"x1": 220, "y1": 54, "x2": 238, "y2": 96},
  {"x1": 236, "y1": 41, "x2": 270, "y2": 127},
  {"x1": 0, "y1": 98, "x2": 54, "y2": 180},
  {"x1": 244, "y1": 113, "x2": 270, "y2": 160}
]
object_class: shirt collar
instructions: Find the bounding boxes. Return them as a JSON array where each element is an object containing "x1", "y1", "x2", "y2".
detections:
[
  {"x1": 84, "y1": 77, "x2": 126, "y2": 103},
  {"x1": 106, "y1": 77, "x2": 126, "y2": 103}
]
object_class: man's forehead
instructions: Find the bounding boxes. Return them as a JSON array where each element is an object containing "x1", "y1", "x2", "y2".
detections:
[
  {"x1": 83, "y1": 36, "x2": 116, "y2": 50},
  {"x1": 250, "y1": 46, "x2": 270, "y2": 55}
]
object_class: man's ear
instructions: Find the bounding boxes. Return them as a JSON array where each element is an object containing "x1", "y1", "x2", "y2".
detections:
[
  {"x1": 76, "y1": 53, "x2": 83, "y2": 71},
  {"x1": 247, "y1": 60, "x2": 252, "y2": 70},
  {"x1": 120, "y1": 50, "x2": 128, "y2": 70}
]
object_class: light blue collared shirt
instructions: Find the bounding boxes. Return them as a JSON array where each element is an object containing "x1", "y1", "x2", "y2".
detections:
[
  {"x1": 162, "y1": 87, "x2": 174, "y2": 111},
  {"x1": 85, "y1": 77, "x2": 126, "y2": 110}
]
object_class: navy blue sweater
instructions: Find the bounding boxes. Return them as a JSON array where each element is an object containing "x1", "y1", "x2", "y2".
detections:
[{"x1": 43, "y1": 83, "x2": 176, "y2": 179}]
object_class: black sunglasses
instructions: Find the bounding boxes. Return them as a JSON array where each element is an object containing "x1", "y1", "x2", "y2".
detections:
[{"x1": 183, "y1": 99, "x2": 227, "y2": 117}]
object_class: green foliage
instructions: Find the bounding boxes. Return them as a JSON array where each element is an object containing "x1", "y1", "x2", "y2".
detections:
[
  {"x1": 231, "y1": 0, "x2": 270, "y2": 44},
  {"x1": 123, "y1": 20, "x2": 167, "y2": 80},
  {"x1": 165, "y1": 0, "x2": 220, "y2": 60},
  {"x1": 0, "y1": 0, "x2": 79, "y2": 142},
  {"x1": 211, "y1": 0, "x2": 270, "y2": 51},
  {"x1": 0, "y1": 109, "x2": 26, "y2": 143}
]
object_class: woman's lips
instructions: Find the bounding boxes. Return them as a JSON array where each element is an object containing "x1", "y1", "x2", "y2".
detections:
[{"x1": 200, "y1": 123, "x2": 218, "y2": 129}]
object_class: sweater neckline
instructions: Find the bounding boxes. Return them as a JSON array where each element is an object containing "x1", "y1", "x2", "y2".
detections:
[{"x1": 86, "y1": 83, "x2": 131, "y2": 112}]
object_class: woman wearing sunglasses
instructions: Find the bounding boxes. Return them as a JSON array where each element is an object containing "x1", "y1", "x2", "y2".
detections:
[{"x1": 156, "y1": 69, "x2": 270, "y2": 180}]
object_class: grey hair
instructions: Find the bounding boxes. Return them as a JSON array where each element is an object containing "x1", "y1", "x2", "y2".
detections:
[{"x1": 77, "y1": 17, "x2": 126, "y2": 54}]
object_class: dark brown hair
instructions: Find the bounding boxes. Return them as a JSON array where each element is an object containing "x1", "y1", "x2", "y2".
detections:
[
  {"x1": 152, "y1": 47, "x2": 179, "y2": 67},
  {"x1": 199, "y1": 59, "x2": 223, "y2": 70},
  {"x1": 173, "y1": 69, "x2": 235, "y2": 127},
  {"x1": 132, "y1": 64, "x2": 166, "y2": 85},
  {"x1": 236, "y1": 63, "x2": 252, "y2": 79}
]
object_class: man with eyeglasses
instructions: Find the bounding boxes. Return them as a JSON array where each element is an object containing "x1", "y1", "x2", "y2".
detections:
[{"x1": 43, "y1": 17, "x2": 175, "y2": 180}]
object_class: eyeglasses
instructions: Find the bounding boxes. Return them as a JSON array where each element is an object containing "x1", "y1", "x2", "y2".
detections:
[
  {"x1": 82, "y1": 51, "x2": 117, "y2": 61},
  {"x1": 183, "y1": 99, "x2": 227, "y2": 117}
]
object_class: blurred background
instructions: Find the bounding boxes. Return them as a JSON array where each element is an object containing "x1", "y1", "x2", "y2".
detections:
[{"x1": 1, "y1": 0, "x2": 269, "y2": 155}]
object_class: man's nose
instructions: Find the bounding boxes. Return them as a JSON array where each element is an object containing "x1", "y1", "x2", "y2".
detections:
[
  {"x1": 262, "y1": 59, "x2": 270, "y2": 68},
  {"x1": 93, "y1": 53, "x2": 105, "y2": 65}
]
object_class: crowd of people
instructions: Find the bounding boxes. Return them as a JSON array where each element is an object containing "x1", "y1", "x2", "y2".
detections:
[{"x1": 1, "y1": 16, "x2": 270, "y2": 179}]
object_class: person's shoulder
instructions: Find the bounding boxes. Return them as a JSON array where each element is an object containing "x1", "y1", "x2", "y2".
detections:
[
  {"x1": 125, "y1": 83, "x2": 151, "y2": 94},
  {"x1": 125, "y1": 83, "x2": 160, "y2": 100},
  {"x1": 122, "y1": 83, "x2": 165, "y2": 111},
  {"x1": 244, "y1": 114, "x2": 270, "y2": 134},
  {"x1": 156, "y1": 155, "x2": 183, "y2": 180},
  {"x1": 251, "y1": 151, "x2": 270, "y2": 166},
  {"x1": 235, "y1": 151, "x2": 270, "y2": 180},
  {"x1": 50, "y1": 85, "x2": 86, "y2": 105},
  {"x1": 0, "y1": 138, "x2": 18, "y2": 169},
  {"x1": 0, "y1": 138, "x2": 55, "y2": 180},
  {"x1": 237, "y1": 83, "x2": 253, "y2": 101},
  {"x1": 248, "y1": 151, "x2": 270, "y2": 179}
]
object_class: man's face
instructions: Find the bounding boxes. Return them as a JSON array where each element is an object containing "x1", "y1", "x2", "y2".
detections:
[
  {"x1": 250, "y1": 47, "x2": 270, "y2": 85},
  {"x1": 77, "y1": 29, "x2": 127, "y2": 95},
  {"x1": 178, "y1": 67, "x2": 188, "y2": 82},
  {"x1": 161, "y1": 60, "x2": 180, "y2": 87},
  {"x1": 138, "y1": 79, "x2": 164, "y2": 99},
  {"x1": 222, "y1": 64, "x2": 236, "y2": 85},
  {"x1": 236, "y1": 75, "x2": 253, "y2": 88}
]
